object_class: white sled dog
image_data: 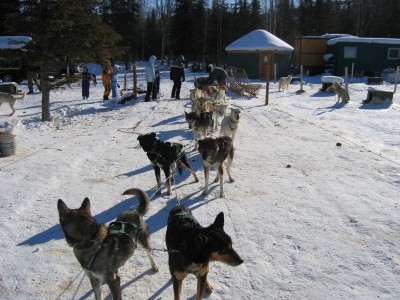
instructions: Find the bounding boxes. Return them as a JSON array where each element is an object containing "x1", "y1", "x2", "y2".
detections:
[{"x1": 278, "y1": 75, "x2": 292, "y2": 92}]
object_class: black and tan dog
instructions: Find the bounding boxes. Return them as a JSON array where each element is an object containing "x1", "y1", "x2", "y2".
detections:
[
  {"x1": 198, "y1": 136, "x2": 235, "y2": 198},
  {"x1": 166, "y1": 204, "x2": 243, "y2": 300},
  {"x1": 184, "y1": 111, "x2": 214, "y2": 151},
  {"x1": 137, "y1": 132, "x2": 199, "y2": 195},
  {"x1": 57, "y1": 188, "x2": 159, "y2": 300}
]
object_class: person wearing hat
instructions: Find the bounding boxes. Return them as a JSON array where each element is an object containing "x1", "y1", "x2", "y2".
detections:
[
  {"x1": 102, "y1": 60, "x2": 112, "y2": 100},
  {"x1": 81, "y1": 66, "x2": 93, "y2": 100},
  {"x1": 145, "y1": 55, "x2": 158, "y2": 102},
  {"x1": 207, "y1": 65, "x2": 228, "y2": 89},
  {"x1": 170, "y1": 55, "x2": 185, "y2": 99}
]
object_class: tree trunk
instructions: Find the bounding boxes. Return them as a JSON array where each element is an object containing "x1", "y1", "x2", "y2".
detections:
[{"x1": 40, "y1": 70, "x2": 51, "y2": 122}]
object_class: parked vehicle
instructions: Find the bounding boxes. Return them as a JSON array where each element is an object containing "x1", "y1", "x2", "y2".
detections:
[
  {"x1": 0, "y1": 60, "x2": 81, "y2": 83},
  {"x1": 0, "y1": 58, "x2": 25, "y2": 83},
  {"x1": 0, "y1": 36, "x2": 81, "y2": 83}
]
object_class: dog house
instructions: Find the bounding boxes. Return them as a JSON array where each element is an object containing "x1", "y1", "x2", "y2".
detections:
[{"x1": 225, "y1": 29, "x2": 294, "y2": 79}]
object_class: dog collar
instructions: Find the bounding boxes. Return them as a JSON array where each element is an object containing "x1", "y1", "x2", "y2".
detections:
[{"x1": 229, "y1": 117, "x2": 239, "y2": 130}]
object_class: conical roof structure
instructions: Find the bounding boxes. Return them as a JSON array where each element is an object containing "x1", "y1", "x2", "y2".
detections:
[{"x1": 225, "y1": 29, "x2": 293, "y2": 52}]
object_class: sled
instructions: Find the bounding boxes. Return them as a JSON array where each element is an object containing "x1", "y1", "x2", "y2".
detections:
[{"x1": 226, "y1": 67, "x2": 262, "y2": 97}]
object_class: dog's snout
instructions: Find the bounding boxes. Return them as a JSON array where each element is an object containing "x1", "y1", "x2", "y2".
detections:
[{"x1": 230, "y1": 250, "x2": 244, "y2": 266}]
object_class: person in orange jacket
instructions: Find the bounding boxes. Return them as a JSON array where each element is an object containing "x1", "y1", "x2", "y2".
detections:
[{"x1": 102, "y1": 60, "x2": 112, "y2": 100}]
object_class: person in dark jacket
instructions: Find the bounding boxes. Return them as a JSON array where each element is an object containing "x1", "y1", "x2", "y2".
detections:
[
  {"x1": 155, "y1": 65, "x2": 161, "y2": 97},
  {"x1": 81, "y1": 66, "x2": 92, "y2": 100},
  {"x1": 170, "y1": 55, "x2": 185, "y2": 99},
  {"x1": 207, "y1": 65, "x2": 228, "y2": 88},
  {"x1": 26, "y1": 65, "x2": 41, "y2": 94}
]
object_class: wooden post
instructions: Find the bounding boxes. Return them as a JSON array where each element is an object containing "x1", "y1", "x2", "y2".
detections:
[
  {"x1": 345, "y1": 67, "x2": 349, "y2": 92},
  {"x1": 394, "y1": 66, "x2": 399, "y2": 93},
  {"x1": 300, "y1": 65, "x2": 304, "y2": 91},
  {"x1": 296, "y1": 65, "x2": 306, "y2": 94},
  {"x1": 265, "y1": 52, "x2": 273, "y2": 105},
  {"x1": 133, "y1": 64, "x2": 137, "y2": 100},
  {"x1": 351, "y1": 63, "x2": 354, "y2": 83}
]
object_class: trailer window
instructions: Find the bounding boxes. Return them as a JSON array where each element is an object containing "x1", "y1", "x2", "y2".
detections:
[
  {"x1": 344, "y1": 47, "x2": 357, "y2": 59},
  {"x1": 388, "y1": 48, "x2": 400, "y2": 60}
]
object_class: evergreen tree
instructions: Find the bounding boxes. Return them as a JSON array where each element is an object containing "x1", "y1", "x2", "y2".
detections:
[
  {"x1": 144, "y1": 9, "x2": 162, "y2": 59},
  {"x1": 170, "y1": 0, "x2": 192, "y2": 59},
  {"x1": 155, "y1": 0, "x2": 174, "y2": 65},
  {"x1": 297, "y1": 0, "x2": 314, "y2": 35},
  {"x1": 108, "y1": 0, "x2": 140, "y2": 67},
  {"x1": 276, "y1": 0, "x2": 296, "y2": 42},
  {"x1": 0, "y1": 0, "x2": 20, "y2": 35},
  {"x1": 206, "y1": 0, "x2": 228, "y2": 65},
  {"x1": 191, "y1": 0, "x2": 208, "y2": 61},
  {"x1": 249, "y1": 0, "x2": 264, "y2": 30},
  {"x1": 6, "y1": 0, "x2": 121, "y2": 121}
]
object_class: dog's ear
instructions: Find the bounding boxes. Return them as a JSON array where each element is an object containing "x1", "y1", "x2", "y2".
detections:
[
  {"x1": 137, "y1": 134, "x2": 142, "y2": 141},
  {"x1": 150, "y1": 132, "x2": 156, "y2": 138},
  {"x1": 214, "y1": 141, "x2": 220, "y2": 152},
  {"x1": 57, "y1": 199, "x2": 70, "y2": 215},
  {"x1": 80, "y1": 197, "x2": 91, "y2": 215},
  {"x1": 212, "y1": 212, "x2": 224, "y2": 228}
]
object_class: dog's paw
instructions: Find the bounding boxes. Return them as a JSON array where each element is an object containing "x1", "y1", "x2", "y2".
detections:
[
  {"x1": 229, "y1": 178, "x2": 235, "y2": 183},
  {"x1": 152, "y1": 265, "x2": 159, "y2": 272},
  {"x1": 205, "y1": 280, "x2": 214, "y2": 294}
]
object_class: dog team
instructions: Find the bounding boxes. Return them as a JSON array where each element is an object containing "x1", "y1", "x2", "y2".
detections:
[
  {"x1": 58, "y1": 83, "x2": 243, "y2": 299},
  {"x1": 56, "y1": 71, "x2": 352, "y2": 299}
]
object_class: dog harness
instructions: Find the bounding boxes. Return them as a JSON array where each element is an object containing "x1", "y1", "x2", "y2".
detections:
[
  {"x1": 108, "y1": 221, "x2": 141, "y2": 243},
  {"x1": 148, "y1": 142, "x2": 185, "y2": 165},
  {"x1": 167, "y1": 207, "x2": 199, "y2": 228},
  {"x1": 70, "y1": 221, "x2": 141, "y2": 272}
]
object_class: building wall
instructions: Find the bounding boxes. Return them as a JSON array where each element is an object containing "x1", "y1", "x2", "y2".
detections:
[
  {"x1": 227, "y1": 51, "x2": 292, "y2": 79},
  {"x1": 227, "y1": 52, "x2": 259, "y2": 79},
  {"x1": 294, "y1": 38, "x2": 328, "y2": 67},
  {"x1": 329, "y1": 42, "x2": 400, "y2": 75}
]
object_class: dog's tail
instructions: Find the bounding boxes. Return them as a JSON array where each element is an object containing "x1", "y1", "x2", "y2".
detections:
[{"x1": 122, "y1": 188, "x2": 150, "y2": 216}]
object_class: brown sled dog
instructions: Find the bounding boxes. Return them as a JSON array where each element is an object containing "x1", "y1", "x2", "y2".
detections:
[
  {"x1": 166, "y1": 204, "x2": 243, "y2": 300},
  {"x1": 57, "y1": 188, "x2": 159, "y2": 300},
  {"x1": 198, "y1": 136, "x2": 235, "y2": 198}
]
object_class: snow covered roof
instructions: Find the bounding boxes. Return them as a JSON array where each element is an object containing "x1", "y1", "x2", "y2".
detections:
[
  {"x1": 225, "y1": 29, "x2": 294, "y2": 52},
  {"x1": 300, "y1": 34, "x2": 354, "y2": 39},
  {"x1": 0, "y1": 36, "x2": 32, "y2": 50},
  {"x1": 321, "y1": 33, "x2": 354, "y2": 39},
  {"x1": 327, "y1": 36, "x2": 400, "y2": 45}
]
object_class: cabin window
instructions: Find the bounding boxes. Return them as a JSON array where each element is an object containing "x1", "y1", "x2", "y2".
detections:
[
  {"x1": 344, "y1": 47, "x2": 357, "y2": 59},
  {"x1": 388, "y1": 48, "x2": 400, "y2": 60}
]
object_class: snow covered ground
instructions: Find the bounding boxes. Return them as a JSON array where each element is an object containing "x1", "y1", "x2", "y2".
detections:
[{"x1": 0, "y1": 64, "x2": 399, "y2": 300}]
